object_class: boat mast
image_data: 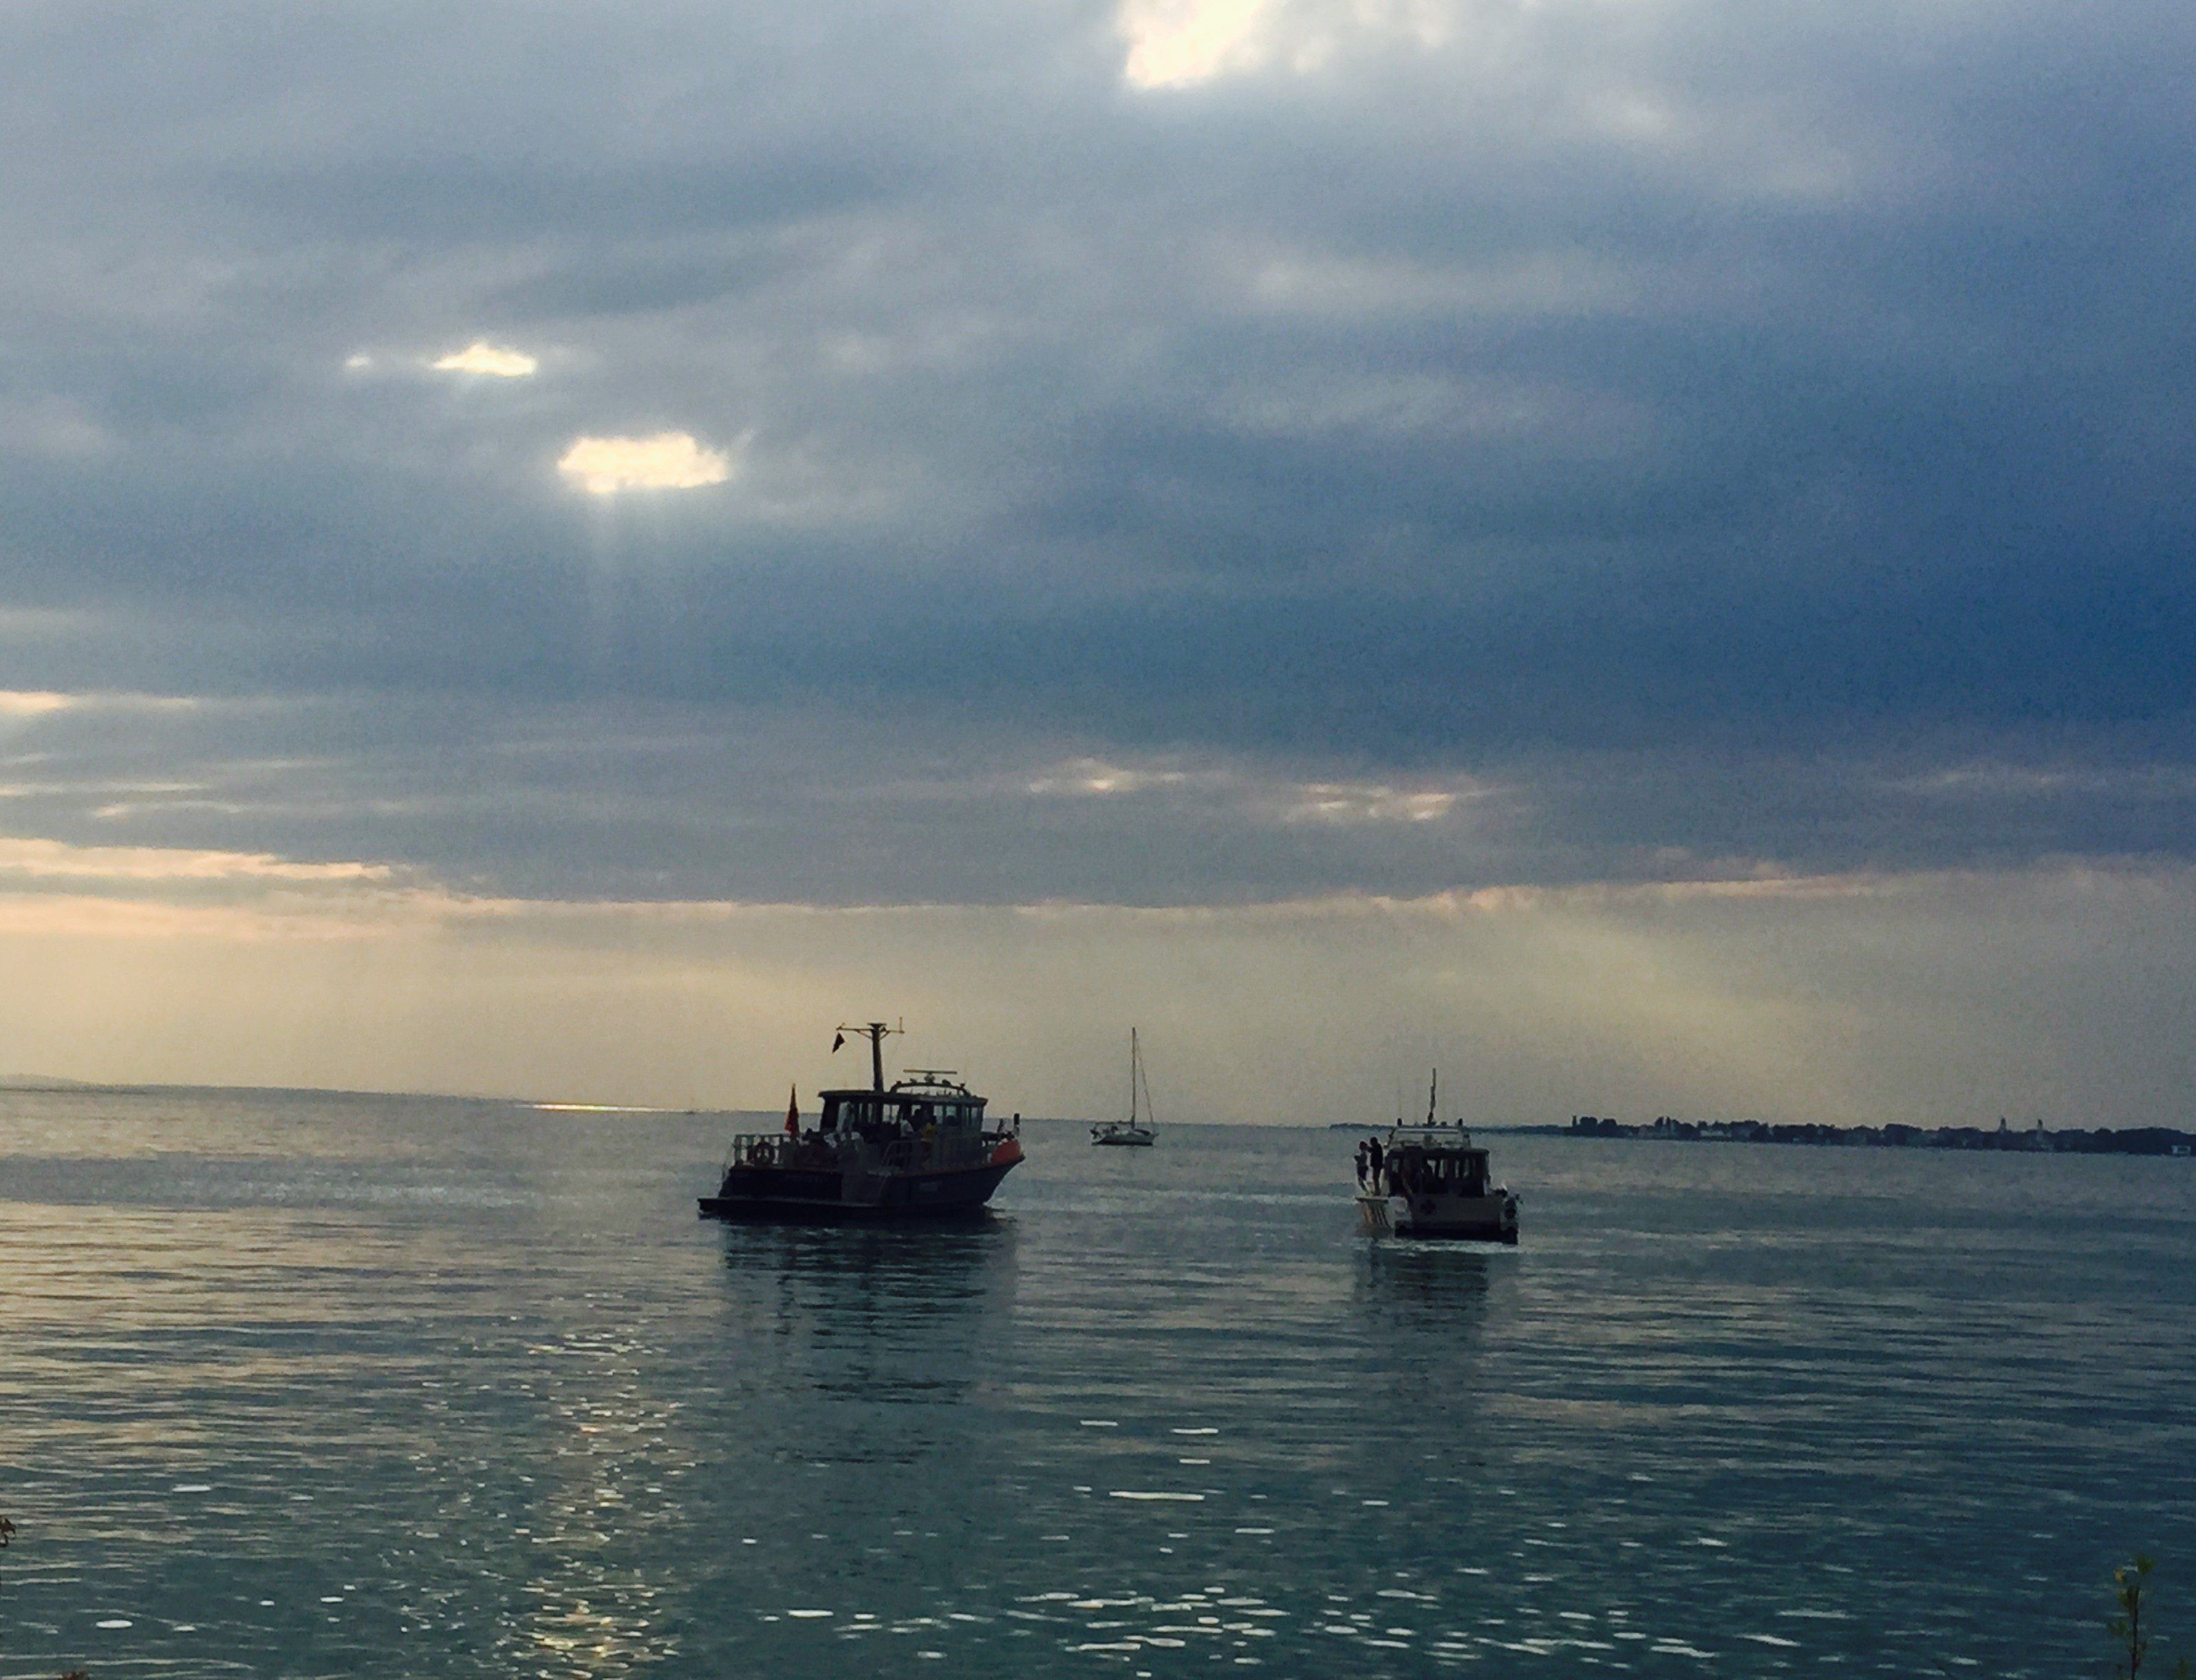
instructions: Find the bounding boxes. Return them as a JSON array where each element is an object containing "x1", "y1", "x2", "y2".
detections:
[
  {"x1": 1130, "y1": 1027, "x2": 1139, "y2": 1123},
  {"x1": 1427, "y1": 1069, "x2": 1438, "y2": 1126},
  {"x1": 837, "y1": 1020, "x2": 903, "y2": 1093}
]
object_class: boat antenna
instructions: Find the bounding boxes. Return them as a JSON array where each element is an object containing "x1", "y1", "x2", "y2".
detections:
[
  {"x1": 1427, "y1": 1069, "x2": 1438, "y2": 1126},
  {"x1": 835, "y1": 1020, "x2": 904, "y2": 1094}
]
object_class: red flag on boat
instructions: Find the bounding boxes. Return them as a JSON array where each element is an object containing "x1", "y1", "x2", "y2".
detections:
[{"x1": 784, "y1": 1085, "x2": 799, "y2": 1136}]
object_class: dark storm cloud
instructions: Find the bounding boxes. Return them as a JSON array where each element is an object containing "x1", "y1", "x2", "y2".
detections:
[{"x1": 0, "y1": 0, "x2": 2190, "y2": 902}]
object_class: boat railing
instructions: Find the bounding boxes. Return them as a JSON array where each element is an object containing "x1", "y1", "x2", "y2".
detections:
[
  {"x1": 725, "y1": 1133, "x2": 841, "y2": 1172},
  {"x1": 724, "y1": 1129, "x2": 1002, "y2": 1174}
]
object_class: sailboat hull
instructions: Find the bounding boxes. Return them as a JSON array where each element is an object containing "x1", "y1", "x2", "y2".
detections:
[{"x1": 1090, "y1": 1128, "x2": 1154, "y2": 1147}]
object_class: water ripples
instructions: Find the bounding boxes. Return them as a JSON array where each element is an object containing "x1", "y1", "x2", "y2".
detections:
[{"x1": 1, "y1": 1093, "x2": 2193, "y2": 1677}]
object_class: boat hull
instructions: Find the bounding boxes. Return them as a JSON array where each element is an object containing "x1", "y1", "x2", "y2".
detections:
[
  {"x1": 1356, "y1": 1191, "x2": 1518, "y2": 1244},
  {"x1": 699, "y1": 1156, "x2": 1020, "y2": 1222}
]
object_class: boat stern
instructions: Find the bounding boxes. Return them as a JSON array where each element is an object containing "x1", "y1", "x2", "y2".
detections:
[{"x1": 1355, "y1": 1193, "x2": 1399, "y2": 1235}]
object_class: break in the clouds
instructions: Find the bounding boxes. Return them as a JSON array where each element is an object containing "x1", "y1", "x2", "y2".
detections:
[
  {"x1": 0, "y1": 689, "x2": 198, "y2": 723},
  {"x1": 429, "y1": 340, "x2": 539, "y2": 378},
  {"x1": 556, "y1": 432, "x2": 737, "y2": 494},
  {"x1": 1118, "y1": 0, "x2": 1451, "y2": 89},
  {"x1": 0, "y1": 0, "x2": 2188, "y2": 1106}
]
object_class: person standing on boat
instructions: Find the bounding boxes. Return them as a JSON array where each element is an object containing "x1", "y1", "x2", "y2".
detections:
[{"x1": 1366, "y1": 1135, "x2": 1385, "y2": 1191}]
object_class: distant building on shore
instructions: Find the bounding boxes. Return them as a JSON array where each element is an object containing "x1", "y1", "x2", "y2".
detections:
[{"x1": 1566, "y1": 1114, "x2": 2195, "y2": 1156}]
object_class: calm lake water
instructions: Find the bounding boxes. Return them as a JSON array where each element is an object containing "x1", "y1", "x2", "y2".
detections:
[{"x1": 1, "y1": 1088, "x2": 2192, "y2": 1678}]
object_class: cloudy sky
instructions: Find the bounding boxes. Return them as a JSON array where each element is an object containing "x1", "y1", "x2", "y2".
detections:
[{"x1": 0, "y1": 0, "x2": 2189, "y2": 1121}]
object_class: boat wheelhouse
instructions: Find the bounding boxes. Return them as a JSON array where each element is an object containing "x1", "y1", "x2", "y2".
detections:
[
  {"x1": 700, "y1": 1023, "x2": 1024, "y2": 1221},
  {"x1": 1353, "y1": 1075, "x2": 1519, "y2": 1243}
]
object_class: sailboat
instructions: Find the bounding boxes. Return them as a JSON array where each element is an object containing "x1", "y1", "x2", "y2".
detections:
[{"x1": 1090, "y1": 1028, "x2": 1158, "y2": 1147}]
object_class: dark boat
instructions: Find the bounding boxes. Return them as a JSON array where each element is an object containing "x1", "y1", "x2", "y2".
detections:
[{"x1": 699, "y1": 1023, "x2": 1025, "y2": 1222}]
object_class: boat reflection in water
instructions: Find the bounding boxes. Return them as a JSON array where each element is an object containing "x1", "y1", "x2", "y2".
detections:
[
  {"x1": 713, "y1": 1220, "x2": 1021, "y2": 1421},
  {"x1": 699, "y1": 1023, "x2": 1024, "y2": 1222}
]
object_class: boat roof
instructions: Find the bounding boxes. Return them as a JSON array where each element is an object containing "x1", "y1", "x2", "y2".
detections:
[
  {"x1": 821, "y1": 1078, "x2": 983, "y2": 1101},
  {"x1": 1379, "y1": 1121, "x2": 1487, "y2": 1155}
]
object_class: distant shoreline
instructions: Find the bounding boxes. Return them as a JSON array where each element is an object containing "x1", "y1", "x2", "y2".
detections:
[
  {"x1": 1565, "y1": 1115, "x2": 2196, "y2": 1157},
  {"x1": 7, "y1": 1082, "x2": 2180, "y2": 1149}
]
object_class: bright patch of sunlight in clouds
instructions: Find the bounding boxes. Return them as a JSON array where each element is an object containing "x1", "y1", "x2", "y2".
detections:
[
  {"x1": 0, "y1": 690, "x2": 198, "y2": 722},
  {"x1": 1020, "y1": 753, "x2": 1478, "y2": 825},
  {"x1": 1287, "y1": 784, "x2": 1456, "y2": 824},
  {"x1": 1025, "y1": 758, "x2": 1200, "y2": 797},
  {"x1": 557, "y1": 431, "x2": 738, "y2": 494},
  {"x1": 430, "y1": 340, "x2": 539, "y2": 378},
  {"x1": 0, "y1": 692, "x2": 77, "y2": 720},
  {"x1": 0, "y1": 835, "x2": 390, "y2": 885},
  {"x1": 1119, "y1": 0, "x2": 1453, "y2": 87},
  {"x1": 1120, "y1": 0, "x2": 1271, "y2": 87}
]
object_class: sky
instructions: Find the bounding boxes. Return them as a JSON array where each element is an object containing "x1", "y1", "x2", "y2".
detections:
[{"x1": 0, "y1": 0, "x2": 2191, "y2": 1123}]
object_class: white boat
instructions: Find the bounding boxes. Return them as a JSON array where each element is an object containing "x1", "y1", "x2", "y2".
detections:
[
  {"x1": 1353, "y1": 1073, "x2": 1519, "y2": 1242},
  {"x1": 1090, "y1": 1027, "x2": 1158, "y2": 1147}
]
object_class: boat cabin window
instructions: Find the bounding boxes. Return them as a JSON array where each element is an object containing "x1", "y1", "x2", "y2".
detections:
[
  {"x1": 824, "y1": 1097, "x2": 883, "y2": 1132},
  {"x1": 1385, "y1": 1149, "x2": 1489, "y2": 1194},
  {"x1": 821, "y1": 1092, "x2": 987, "y2": 1133}
]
